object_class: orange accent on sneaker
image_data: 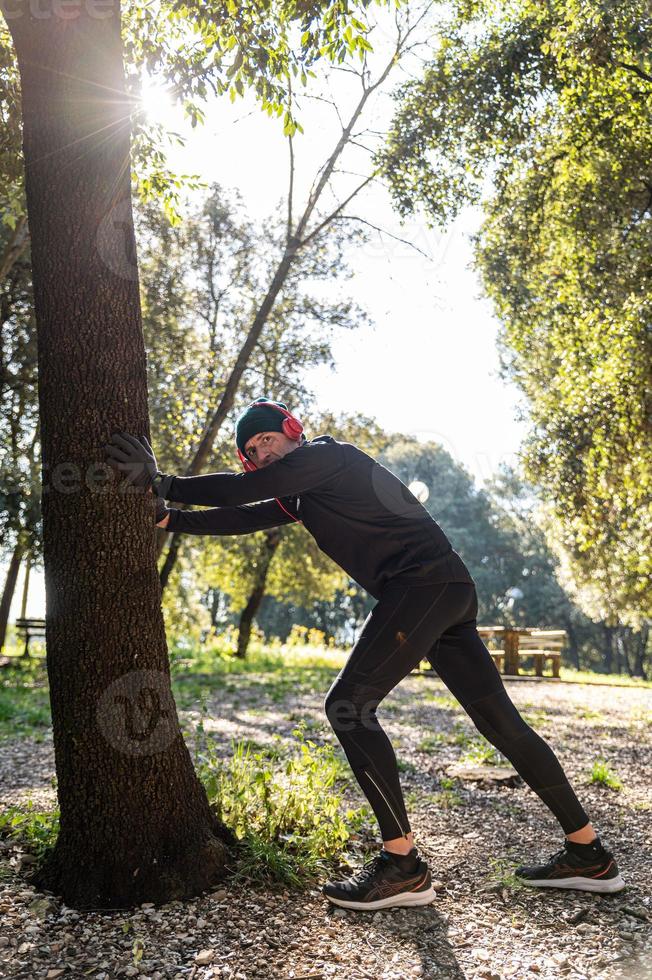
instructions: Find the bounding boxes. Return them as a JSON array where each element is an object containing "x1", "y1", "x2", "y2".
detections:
[
  {"x1": 366, "y1": 870, "x2": 429, "y2": 901},
  {"x1": 591, "y1": 860, "x2": 615, "y2": 879}
]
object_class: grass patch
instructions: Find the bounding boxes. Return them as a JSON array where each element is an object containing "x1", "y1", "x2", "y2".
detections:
[
  {"x1": 484, "y1": 856, "x2": 524, "y2": 892},
  {"x1": 196, "y1": 720, "x2": 369, "y2": 889},
  {"x1": 521, "y1": 709, "x2": 550, "y2": 728},
  {"x1": 417, "y1": 733, "x2": 449, "y2": 752},
  {"x1": 396, "y1": 758, "x2": 418, "y2": 774},
  {"x1": 0, "y1": 800, "x2": 59, "y2": 860},
  {"x1": 560, "y1": 668, "x2": 652, "y2": 689},
  {"x1": 0, "y1": 673, "x2": 51, "y2": 742},
  {"x1": 451, "y1": 724, "x2": 510, "y2": 767},
  {"x1": 460, "y1": 739, "x2": 509, "y2": 767},
  {"x1": 406, "y1": 778, "x2": 463, "y2": 810},
  {"x1": 170, "y1": 642, "x2": 340, "y2": 710},
  {"x1": 574, "y1": 706, "x2": 604, "y2": 721},
  {"x1": 436, "y1": 776, "x2": 463, "y2": 808},
  {"x1": 420, "y1": 691, "x2": 457, "y2": 708},
  {"x1": 589, "y1": 759, "x2": 623, "y2": 791}
]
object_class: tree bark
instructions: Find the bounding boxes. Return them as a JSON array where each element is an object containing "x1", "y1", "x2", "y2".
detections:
[
  {"x1": 0, "y1": 534, "x2": 24, "y2": 653},
  {"x1": 3, "y1": 0, "x2": 232, "y2": 909},
  {"x1": 235, "y1": 530, "x2": 281, "y2": 658}
]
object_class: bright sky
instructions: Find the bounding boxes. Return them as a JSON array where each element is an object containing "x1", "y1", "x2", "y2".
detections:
[
  {"x1": 141, "y1": 51, "x2": 528, "y2": 486},
  {"x1": 4, "y1": 15, "x2": 529, "y2": 621}
]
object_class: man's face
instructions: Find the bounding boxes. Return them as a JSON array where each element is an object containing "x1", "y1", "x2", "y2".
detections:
[{"x1": 244, "y1": 430, "x2": 301, "y2": 469}]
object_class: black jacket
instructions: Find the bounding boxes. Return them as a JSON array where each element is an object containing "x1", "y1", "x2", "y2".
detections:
[{"x1": 165, "y1": 435, "x2": 474, "y2": 599}]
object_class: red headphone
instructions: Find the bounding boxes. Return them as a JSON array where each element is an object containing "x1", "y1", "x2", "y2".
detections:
[{"x1": 236, "y1": 400, "x2": 304, "y2": 524}]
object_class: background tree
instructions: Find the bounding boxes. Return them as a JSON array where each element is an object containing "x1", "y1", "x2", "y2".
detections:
[
  {"x1": 153, "y1": 2, "x2": 441, "y2": 587},
  {"x1": 0, "y1": 226, "x2": 39, "y2": 651},
  {"x1": 377, "y1": 0, "x2": 652, "y2": 629}
]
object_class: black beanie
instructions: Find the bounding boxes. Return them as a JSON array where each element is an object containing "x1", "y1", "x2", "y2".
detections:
[{"x1": 235, "y1": 398, "x2": 289, "y2": 454}]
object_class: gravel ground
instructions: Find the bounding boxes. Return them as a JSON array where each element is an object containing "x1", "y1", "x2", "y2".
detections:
[{"x1": 0, "y1": 673, "x2": 650, "y2": 980}]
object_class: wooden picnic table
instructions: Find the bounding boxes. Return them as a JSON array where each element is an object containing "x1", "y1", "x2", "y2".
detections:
[{"x1": 477, "y1": 625, "x2": 565, "y2": 677}]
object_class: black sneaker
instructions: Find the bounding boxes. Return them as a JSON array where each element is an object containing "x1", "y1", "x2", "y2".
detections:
[
  {"x1": 515, "y1": 837, "x2": 625, "y2": 894},
  {"x1": 322, "y1": 848, "x2": 437, "y2": 910}
]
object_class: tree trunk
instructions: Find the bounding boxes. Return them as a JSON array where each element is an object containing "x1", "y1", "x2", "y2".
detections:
[
  {"x1": 3, "y1": 0, "x2": 232, "y2": 909},
  {"x1": 561, "y1": 615, "x2": 580, "y2": 669},
  {"x1": 0, "y1": 213, "x2": 29, "y2": 282},
  {"x1": 632, "y1": 624, "x2": 649, "y2": 679},
  {"x1": 602, "y1": 623, "x2": 615, "y2": 674},
  {"x1": 235, "y1": 530, "x2": 281, "y2": 658},
  {"x1": 0, "y1": 535, "x2": 24, "y2": 653},
  {"x1": 19, "y1": 548, "x2": 31, "y2": 619}
]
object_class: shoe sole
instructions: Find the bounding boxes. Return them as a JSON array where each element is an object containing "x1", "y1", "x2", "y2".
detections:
[
  {"x1": 518, "y1": 874, "x2": 626, "y2": 894},
  {"x1": 324, "y1": 885, "x2": 438, "y2": 911}
]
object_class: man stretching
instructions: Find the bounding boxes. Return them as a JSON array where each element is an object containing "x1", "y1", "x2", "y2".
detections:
[{"x1": 105, "y1": 397, "x2": 625, "y2": 910}]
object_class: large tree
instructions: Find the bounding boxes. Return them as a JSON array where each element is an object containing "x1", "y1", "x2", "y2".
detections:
[{"x1": 0, "y1": 0, "x2": 383, "y2": 908}]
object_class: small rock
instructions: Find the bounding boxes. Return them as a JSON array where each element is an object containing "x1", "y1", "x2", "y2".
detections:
[
  {"x1": 472, "y1": 948, "x2": 491, "y2": 961},
  {"x1": 195, "y1": 948, "x2": 215, "y2": 965},
  {"x1": 29, "y1": 897, "x2": 56, "y2": 919},
  {"x1": 568, "y1": 908, "x2": 590, "y2": 924},
  {"x1": 46, "y1": 971, "x2": 65, "y2": 980}
]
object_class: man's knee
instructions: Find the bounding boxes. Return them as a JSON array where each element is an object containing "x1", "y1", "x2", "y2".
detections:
[{"x1": 324, "y1": 682, "x2": 379, "y2": 734}]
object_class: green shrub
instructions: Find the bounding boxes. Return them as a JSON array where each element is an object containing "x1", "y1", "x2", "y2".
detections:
[
  {"x1": 0, "y1": 800, "x2": 59, "y2": 859},
  {"x1": 589, "y1": 759, "x2": 623, "y2": 791},
  {"x1": 197, "y1": 722, "x2": 369, "y2": 889}
]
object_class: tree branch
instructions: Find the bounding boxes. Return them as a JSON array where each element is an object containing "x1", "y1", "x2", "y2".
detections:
[{"x1": 615, "y1": 61, "x2": 652, "y2": 85}]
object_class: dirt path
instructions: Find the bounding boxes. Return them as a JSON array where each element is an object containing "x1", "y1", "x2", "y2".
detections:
[{"x1": 1, "y1": 673, "x2": 650, "y2": 980}]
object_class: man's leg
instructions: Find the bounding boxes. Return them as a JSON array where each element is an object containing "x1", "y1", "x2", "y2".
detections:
[
  {"x1": 321, "y1": 580, "x2": 477, "y2": 909},
  {"x1": 324, "y1": 580, "x2": 472, "y2": 844},
  {"x1": 428, "y1": 589, "x2": 625, "y2": 892},
  {"x1": 428, "y1": 595, "x2": 591, "y2": 834}
]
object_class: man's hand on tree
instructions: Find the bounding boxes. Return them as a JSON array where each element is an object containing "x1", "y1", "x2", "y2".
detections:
[
  {"x1": 154, "y1": 493, "x2": 171, "y2": 528},
  {"x1": 104, "y1": 432, "x2": 170, "y2": 495}
]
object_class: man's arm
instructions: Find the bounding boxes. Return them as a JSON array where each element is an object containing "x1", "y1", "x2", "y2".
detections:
[
  {"x1": 158, "y1": 440, "x2": 343, "y2": 507},
  {"x1": 161, "y1": 499, "x2": 298, "y2": 535}
]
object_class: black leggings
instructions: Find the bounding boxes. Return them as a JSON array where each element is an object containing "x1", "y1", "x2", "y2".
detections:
[{"x1": 324, "y1": 581, "x2": 589, "y2": 841}]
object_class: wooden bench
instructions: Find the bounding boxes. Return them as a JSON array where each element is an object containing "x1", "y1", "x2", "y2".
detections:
[
  {"x1": 477, "y1": 626, "x2": 565, "y2": 678},
  {"x1": 13, "y1": 617, "x2": 46, "y2": 659},
  {"x1": 517, "y1": 631, "x2": 565, "y2": 678}
]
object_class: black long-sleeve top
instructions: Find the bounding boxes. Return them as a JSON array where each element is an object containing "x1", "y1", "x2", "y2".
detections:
[{"x1": 164, "y1": 435, "x2": 474, "y2": 599}]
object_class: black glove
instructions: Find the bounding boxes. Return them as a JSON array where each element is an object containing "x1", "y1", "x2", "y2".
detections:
[
  {"x1": 155, "y1": 494, "x2": 171, "y2": 526},
  {"x1": 104, "y1": 432, "x2": 173, "y2": 497}
]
